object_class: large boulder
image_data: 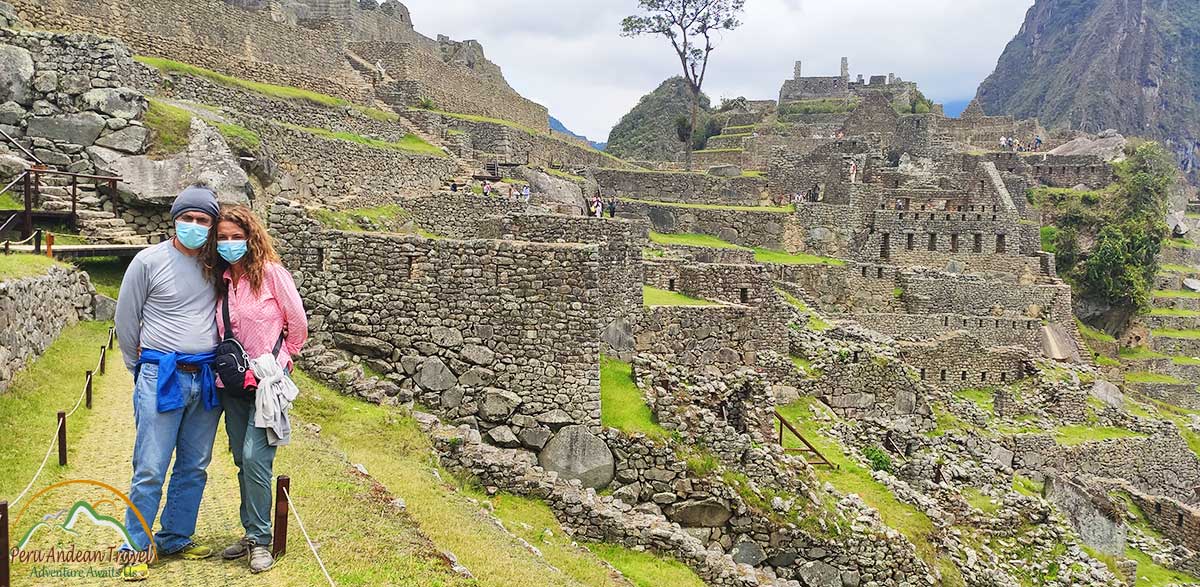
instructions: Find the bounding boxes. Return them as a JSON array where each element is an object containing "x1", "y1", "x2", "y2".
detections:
[
  {"x1": 796, "y1": 560, "x2": 843, "y2": 587},
  {"x1": 517, "y1": 167, "x2": 588, "y2": 215},
  {"x1": 0, "y1": 101, "x2": 24, "y2": 126},
  {"x1": 477, "y1": 388, "x2": 521, "y2": 422},
  {"x1": 94, "y1": 125, "x2": 151, "y2": 154},
  {"x1": 0, "y1": 45, "x2": 33, "y2": 106},
  {"x1": 80, "y1": 88, "x2": 147, "y2": 120},
  {"x1": 26, "y1": 112, "x2": 106, "y2": 146},
  {"x1": 664, "y1": 497, "x2": 733, "y2": 527},
  {"x1": 104, "y1": 118, "x2": 251, "y2": 206},
  {"x1": 0, "y1": 152, "x2": 29, "y2": 180},
  {"x1": 537, "y1": 425, "x2": 614, "y2": 489},
  {"x1": 414, "y1": 357, "x2": 456, "y2": 391}
]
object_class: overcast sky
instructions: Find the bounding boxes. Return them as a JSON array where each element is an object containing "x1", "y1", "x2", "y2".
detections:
[{"x1": 402, "y1": 0, "x2": 1036, "y2": 141}]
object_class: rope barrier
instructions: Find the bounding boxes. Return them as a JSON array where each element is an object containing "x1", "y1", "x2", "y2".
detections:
[
  {"x1": 7, "y1": 328, "x2": 113, "y2": 507},
  {"x1": 281, "y1": 486, "x2": 337, "y2": 587},
  {"x1": 2, "y1": 230, "x2": 40, "y2": 247}
]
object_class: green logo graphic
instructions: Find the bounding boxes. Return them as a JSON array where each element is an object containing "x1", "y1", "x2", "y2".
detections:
[{"x1": 17, "y1": 500, "x2": 136, "y2": 550}]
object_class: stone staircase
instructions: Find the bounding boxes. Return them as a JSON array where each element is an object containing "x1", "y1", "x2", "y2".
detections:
[{"x1": 36, "y1": 176, "x2": 147, "y2": 244}]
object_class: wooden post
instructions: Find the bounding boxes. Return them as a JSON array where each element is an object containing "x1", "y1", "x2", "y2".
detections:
[
  {"x1": 99, "y1": 346, "x2": 106, "y2": 375},
  {"x1": 272, "y1": 476, "x2": 290, "y2": 558},
  {"x1": 21, "y1": 173, "x2": 32, "y2": 240},
  {"x1": 109, "y1": 179, "x2": 119, "y2": 219},
  {"x1": 70, "y1": 176, "x2": 78, "y2": 230},
  {"x1": 57, "y1": 411, "x2": 67, "y2": 466},
  {"x1": 85, "y1": 370, "x2": 93, "y2": 410},
  {"x1": 108, "y1": 328, "x2": 115, "y2": 350},
  {"x1": 45, "y1": 232, "x2": 54, "y2": 258},
  {"x1": 32, "y1": 230, "x2": 40, "y2": 255},
  {"x1": 1, "y1": 500, "x2": 8, "y2": 587}
]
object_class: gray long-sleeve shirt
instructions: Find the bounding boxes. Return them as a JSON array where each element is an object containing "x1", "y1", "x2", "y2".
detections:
[{"x1": 115, "y1": 240, "x2": 219, "y2": 372}]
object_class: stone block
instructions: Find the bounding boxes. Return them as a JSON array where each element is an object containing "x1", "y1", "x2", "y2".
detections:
[
  {"x1": 415, "y1": 356, "x2": 457, "y2": 391},
  {"x1": 0, "y1": 45, "x2": 33, "y2": 106},
  {"x1": 80, "y1": 87, "x2": 147, "y2": 120},
  {"x1": 477, "y1": 388, "x2": 521, "y2": 422},
  {"x1": 95, "y1": 125, "x2": 151, "y2": 154},
  {"x1": 26, "y1": 113, "x2": 106, "y2": 146},
  {"x1": 537, "y1": 425, "x2": 614, "y2": 489}
]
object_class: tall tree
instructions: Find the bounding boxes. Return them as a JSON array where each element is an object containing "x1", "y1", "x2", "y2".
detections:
[{"x1": 621, "y1": 0, "x2": 745, "y2": 170}]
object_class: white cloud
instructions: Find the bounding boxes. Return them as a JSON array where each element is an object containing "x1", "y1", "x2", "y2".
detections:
[{"x1": 401, "y1": 0, "x2": 1035, "y2": 140}]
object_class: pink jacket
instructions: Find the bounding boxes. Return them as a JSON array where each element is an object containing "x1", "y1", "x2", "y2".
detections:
[{"x1": 216, "y1": 262, "x2": 308, "y2": 372}]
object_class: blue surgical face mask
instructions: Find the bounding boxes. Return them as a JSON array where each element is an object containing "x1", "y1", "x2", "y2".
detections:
[
  {"x1": 218, "y1": 240, "x2": 248, "y2": 264},
  {"x1": 175, "y1": 220, "x2": 210, "y2": 250}
]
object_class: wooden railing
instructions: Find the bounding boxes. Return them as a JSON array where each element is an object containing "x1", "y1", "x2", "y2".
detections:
[
  {"x1": 1, "y1": 168, "x2": 122, "y2": 239},
  {"x1": 774, "y1": 410, "x2": 836, "y2": 469}
]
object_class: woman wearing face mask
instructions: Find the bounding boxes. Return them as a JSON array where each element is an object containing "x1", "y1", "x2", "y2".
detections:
[{"x1": 204, "y1": 205, "x2": 308, "y2": 574}]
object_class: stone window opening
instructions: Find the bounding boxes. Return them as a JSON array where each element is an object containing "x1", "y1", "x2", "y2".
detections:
[
  {"x1": 945, "y1": 213, "x2": 951, "y2": 220},
  {"x1": 973, "y1": 234, "x2": 983, "y2": 253},
  {"x1": 950, "y1": 234, "x2": 959, "y2": 252},
  {"x1": 919, "y1": 368, "x2": 926, "y2": 379},
  {"x1": 404, "y1": 255, "x2": 415, "y2": 279},
  {"x1": 852, "y1": 351, "x2": 860, "y2": 363},
  {"x1": 739, "y1": 288, "x2": 749, "y2": 304},
  {"x1": 995, "y1": 319, "x2": 1000, "y2": 328},
  {"x1": 962, "y1": 318, "x2": 969, "y2": 327},
  {"x1": 317, "y1": 247, "x2": 326, "y2": 272},
  {"x1": 1179, "y1": 512, "x2": 1185, "y2": 527},
  {"x1": 876, "y1": 267, "x2": 884, "y2": 278},
  {"x1": 668, "y1": 278, "x2": 676, "y2": 291},
  {"x1": 981, "y1": 372, "x2": 988, "y2": 382},
  {"x1": 1156, "y1": 503, "x2": 1162, "y2": 515},
  {"x1": 1027, "y1": 321, "x2": 1033, "y2": 330},
  {"x1": 862, "y1": 266, "x2": 869, "y2": 277},
  {"x1": 975, "y1": 214, "x2": 982, "y2": 221},
  {"x1": 943, "y1": 316, "x2": 949, "y2": 327},
  {"x1": 927, "y1": 233, "x2": 937, "y2": 251},
  {"x1": 996, "y1": 234, "x2": 1006, "y2": 253},
  {"x1": 881, "y1": 234, "x2": 890, "y2": 259},
  {"x1": 906, "y1": 233, "x2": 914, "y2": 251},
  {"x1": 960, "y1": 371, "x2": 967, "y2": 381},
  {"x1": 1000, "y1": 372, "x2": 1007, "y2": 382},
  {"x1": 940, "y1": 369, "x2": 947, "y2": 381}
]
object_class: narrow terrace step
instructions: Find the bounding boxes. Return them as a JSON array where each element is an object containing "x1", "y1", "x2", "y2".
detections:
[
  {"x1": 1125, "y1": 381, "x2": 1200, "y2": 410},
  {"x1": 1150, "y1": 332, "x2": 1200, "y2": 357},
  {"x1": 1152, "y1": 294, "x2": 1200, "y2": 312}
]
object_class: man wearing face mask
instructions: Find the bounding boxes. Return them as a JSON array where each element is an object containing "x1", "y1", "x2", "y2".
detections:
[{"x1": 114, "y1": 183, "x2": 222, "y2": 581}]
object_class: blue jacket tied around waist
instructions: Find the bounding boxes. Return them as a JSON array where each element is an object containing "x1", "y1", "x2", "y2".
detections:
[{"x1": 136, "y1": 349, "x2": 218, "y2": 413}]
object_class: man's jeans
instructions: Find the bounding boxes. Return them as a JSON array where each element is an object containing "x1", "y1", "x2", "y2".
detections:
[
  {"x1": 220, "y1": 392, "x2": 277, "y2": 546},
  {"x1": 124, "y1": 363, "x2": 222, "y2": 553}
]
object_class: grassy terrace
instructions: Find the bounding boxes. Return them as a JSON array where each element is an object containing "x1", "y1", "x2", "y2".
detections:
[
  {"x1": 1076, "y1": 319, "x2": 1116, "y2": 343},
  {"x1": 649, "y1": 231, "x2": 744, "y2": 249},
  {"x1": 1153, "y1": 289, "x2": 1200, "y2": 299},
  {"x1": 144, "y1": 99, "x2": 193, "y2": 156},
  {"x1": 1153, "y1": 328, "x2": 1200, "y2": 340},
  {"x1": 1119, "y1": 346, "x2": 1167, "y2": 360},
  {"x1": 643, "y1": 285, "x2": 717, "y2": 307},
  {"x1": 415, "y1": 108, "x2": 630, "y2": 166},
  {"x1": 647, "y1": 231, "x2": 845, "y2": 266},
  {"x1": 753, "y1": 247, "x2": 845, "y2": 266},
  {"x1": 1160, "y1": 263, "x2": 1198, "y2": 274},
  {"x1": 1054, "y1": 425, "x2": 1146, "y2": 446},
  {"x1": 1125, "y1": 371, "x2": 1186, "y2": 384},
  {"x1": 778, "y1": 397, "x2": 960, "y2": 582},
  {"x1": 0, "y1": 254, "x2": 64, "y2": 280},
  {"x1": 599, "y1": 356, "x2": 670, "y2": 440},
  {"x1": 1167, "y1": 238, "x2": 1199, "y2": 249},
  {"x1": 73, "y1": 256, "x2": 129, "y2": 299},
  {"x1": 777, "y1": 287, "x2": 831, "y2": 330},
  {"x1": 136, "y1": 56, "x2": 399, "y2": 121},
  {"x1": 620, "y1": 197, "x2": 794, "y2": 213},
  {"x1": 281, "y1": 122, "x2": 444, "y2": 157},
  {"x1": 1150, "y1": 307, "x2": 1200, "y2": 317}
]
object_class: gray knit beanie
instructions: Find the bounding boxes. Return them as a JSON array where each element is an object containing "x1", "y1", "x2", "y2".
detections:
[{"x1": 170, "y1": 184, "x2": 219, "y2": 220}]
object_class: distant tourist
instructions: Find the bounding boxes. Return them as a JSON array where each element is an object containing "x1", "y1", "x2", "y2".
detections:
[
  {"x1": 114, "y1": 183, "x2": 223, "y2": 581},
  {"x1": 522, "y1": 185, "x2": 532, "y2": 203},
  {"x1": 483, "y1": 181, "x2": 492, "y2": 197},
  {"x1": 591, "y1": 196, "x2": 603, "y2": 218},
  {"x1": 606, "y1": 197, "x2": 617, "y2": 218},
  {"x1": 849, "y1": 161, "x2": 858, "y2": 184},
  {"x1": 208, "y1": 205, "x2": 308, "y2": 575},
  {"x1": 449, "y1": 181, "x2": 459, "y2": 192},
  {"x1": 999, "y1": 136, "x2": 1008, "y2": 151},
  {"x1": 1035, "y1": 135, "x2": 1043, "y2": 150}
]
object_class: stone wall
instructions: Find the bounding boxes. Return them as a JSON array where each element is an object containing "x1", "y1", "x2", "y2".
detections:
[
  {"x1": 852, "y1": 312, "x2": 1041, "y2": 348},
  {"x1": 269, "y1": 202, "x2": 604, "y2": 428},
  {"x1": 618, "y1": 200, "x2": 798, "y2": 251},
  {"x1": 901, "y1": 272, "x2": 1074, "y2": 323},
  {"x1": 480, "y1": 213, "x2": 647, "y2": 324},
  {"x1": 406, "y1": 192, "x2": 528, "y2": 239},
  {"x1": 643, "y1": 261, "x2": 774, "y2": 308},
  {"x1": 593, "y1": 169, "x2": 766, "y2": 207},
  {"x1": 0, "y1": 265, "x2": 96, "y2": 392},
  {"x1": 614, "y1": 305, "x2": 790, "y2": 368},
  {"x1": 897, "y1": 333, "x2": 1030, "y2": 391},
  {"x1": 351, "y1": 41, "x2": 548, "y2": 132},
  {"x1": 7, "y1": 0, "x2": 374, "y2": 103}
]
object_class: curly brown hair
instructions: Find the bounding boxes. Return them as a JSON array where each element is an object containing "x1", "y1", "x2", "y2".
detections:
[{"x1": 204, "y1": 205, "x2": 281, "y2": 296}]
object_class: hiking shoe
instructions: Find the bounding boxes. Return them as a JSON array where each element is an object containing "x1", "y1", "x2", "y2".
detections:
[
  {"x1": 170, "y1": 542, "x2": 214, "y2": 560},
  {"x1": 249, "y1": 545, "x2": 275, "y2": 573},
  {"x1": 222, "y1": 536, "x2": 252, "y2": 560},
  {"x1": 120, "y1": 562, "x2": 149, "y2": 582}
]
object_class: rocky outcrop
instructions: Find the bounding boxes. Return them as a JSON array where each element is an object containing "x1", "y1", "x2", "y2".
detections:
[{"x1": 103, "y1": 117, "x2": 252, "y2": 206}]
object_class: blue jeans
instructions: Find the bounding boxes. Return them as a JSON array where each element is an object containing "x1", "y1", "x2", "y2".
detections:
[
  {"x1": 221, "y1": 392, "x2": 277, "y2": 546},
  {"x1": 124, "y1": 363, "x2": 222, "y2": 553}
]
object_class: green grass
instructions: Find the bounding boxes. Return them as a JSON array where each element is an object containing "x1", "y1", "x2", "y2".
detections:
[
  {"x1": 0, "y1": 191, "x2": 20, "y2": 210},
  {"x1": 1039, "y1": 225, "x2": 1058, "y2": 253},
  {"x1": 1159, "y1": 263, "x2": 1197, "y2": 274},
  {"x1": 723, "y1": 124, "x2": 756, "y2": 133},
  {"x1": 1172, "y1": 355, "x2": 1200, "y2": 365},
  {"x1": 1120, "y1": 346, "x2": 1167, "y2": 360},
  {"x1": 289, "y1": 371, "x2": 618, "y2": 587},
  {"x1": 776, "y1": 288, "x2": 831, "y2": 330},
  {"x1": 544, "y1": 168, "x2": 586, "y2": 182},
  {"x1": 777, "y1": 398, "x2": 955, "y2": 575},
  {"x1": 72, "y1": 256, "x2": 129, "y2": 299},
  {"x1": 144, "y1": 99, "x2": 193, "y2": 156},
  {"x1": 282, "y1": 123, "x2": 444, "y2": 157},
  {"x1": 619, "y1": 197, "x2": 793, "y2": 213},
  {"x1": 585, "y1": 543, "x2": 706, "y2": 587},
  {"x1": 643, "y1": 286, "x2": 717, "y2": 307},
  {"x1": 648, "y1": 231, "x2": 745, "y2": 249},
  {"x1": 779, "y1": 98, "x2": 859, "y2": 116},
  {"x1": 600, "y1": 355, "x2": 670, "y2": 440},
  {"x1": 753, "y1": 247, "x2": 845, "y2": 266},
  {"x1": 0, "y1": 254, "x2": 64, "y2": 280},
  {"x1": 962, "y1": 487, "x2": 1001, "y2": 514},
  {"x1": 1012, "y1": 474, "x2": 1044, "y2": 497},
  {"x1": 487, "y1": 494, "x2": 643, "y2": 587},
  {"x1": 1054, "y1": 425, "x2": 1146, "y2": 446},
  {"x1": 416, "y1": 108, "x2": 629, "y2": 166},
  {"x1": 690, "y1": 148, "x2": 744, "y2": 154},
  {"x1": 214, "y1": 121, "x2": 262, "y2": 151},
  {"x1": 136, "y1": 56, "x2": 398, "y2": 121},
  {"x1": 1167, "y1": 238, "x2": 1198, "y2": 249},
  {"x1": 1096, "y1": 355, "x2": 1121, "y2": 366},
  {"x1": 0, "y1": 322, "x2": 114, "y2": 500},
  {"x1": 1154, "y1": 289, "x2": 1200, "y2": 299},
  {"x1": 1154, "y1": 328, "x2": 1200, "y2": 339},
  {"x1": 954, "y1": 388, "x2": 995, "y2": 412},
  {"x1": 741, "y1": 170, "x2": 765, "y2": 178},
  {"x1": 1150, "y1": 307, "x2": 1200, "y2": 317},
  {"x1": 791, "y1": 355, "x2": 819, "y2": 377},
  {"x1": 1125, "y1": 371, "x2": 1186, "y2": 384},
  {"x1": 1077, "y1": 319, "x2": 1116, "y2": 342},
  {"x1": 1125, "y1": 547, "x2": 1200, "y2": 586},
  {"x1": 311, "y1": 205, "x2": 412, "y2": 232}
]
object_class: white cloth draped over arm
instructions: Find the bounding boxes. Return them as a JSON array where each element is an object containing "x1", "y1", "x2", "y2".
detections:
[{"x1": 250, "y1": 354, "x2": 300, "y2": 446}]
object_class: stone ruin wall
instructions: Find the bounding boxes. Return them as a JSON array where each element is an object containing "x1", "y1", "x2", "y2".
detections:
[
  {"x1": 618, "y1": 201, "x2": 799, "y2": 251},
  {"x1": 405, "y1": 193, "x2": 528, "y2": 240},
  {"x1": 608, "y1": 305, "x2": 790, "y2": 368},
  {"x1": 402, "y1": 110, "x2": 624, "y2": 169},
  {"x1": 269, "y1": 202, "x2": 604, "y2": 428},
  {"x1": 6, "y1": 0, "x2": 373, "y2": 102},
  {"x1": 643, "y1": 260, "x2": 774, "y2": 308},
  {"x1": 852, "y1": 312, "x2": 1042, "y2": 348},
  {"x1": 0, "y1": 266, "x2": 97, "y2": 393},
  {"x1": 593, "y1": 169, "x2": 766, "y2": 207},
  {"x1": 896, "y1": 334, "x2": 1030, "y2": 392},
  {"x1": 352, "y1": 41, "x2": 548, "y2": 132},
  {"x1": 478, "y1": 213, "x2": 646, "y2": 325}
]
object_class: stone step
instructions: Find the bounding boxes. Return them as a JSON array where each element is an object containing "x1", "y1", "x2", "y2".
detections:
[{"x1": 75, "y1": 209, "x2": 116, "y2": 220}]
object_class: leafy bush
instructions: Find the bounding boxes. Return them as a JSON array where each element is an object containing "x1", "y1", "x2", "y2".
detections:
[
  {"x1": 418, "y1": 97, "x2": 437, "y2": 110},
  {"x1": 863, "y1": 446, "x2": 893, "y2": 473}
]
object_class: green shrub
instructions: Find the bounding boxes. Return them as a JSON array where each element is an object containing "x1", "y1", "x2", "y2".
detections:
[
  {"x1": 418, "y1": 97, "x2": 437, "y2": 110},
  {"x1": 863, "y1": 446, "x2": 893, "y2": 473}
]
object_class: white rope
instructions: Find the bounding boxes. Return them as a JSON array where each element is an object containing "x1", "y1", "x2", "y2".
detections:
[
  {"x1": 10, "y1": 418, "x2": 63, "y2": 508},
  {"x1": 282, "y1": 485, "x2": 337, "y2": 587}
]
